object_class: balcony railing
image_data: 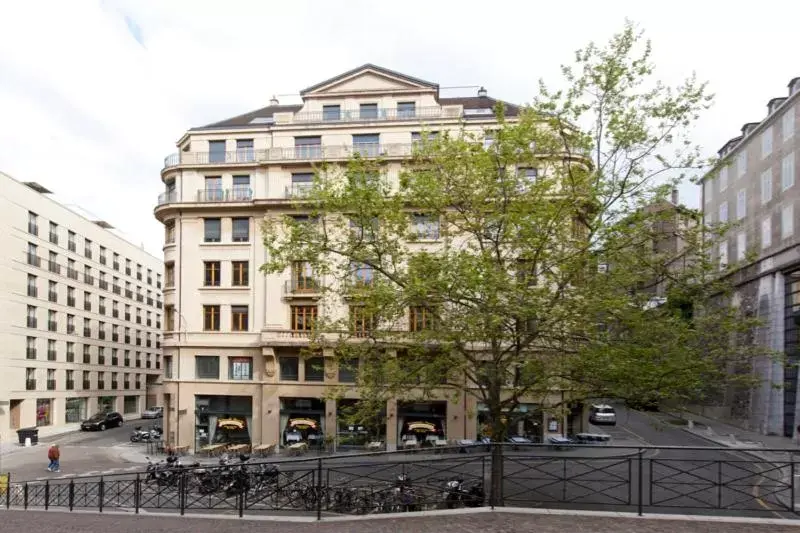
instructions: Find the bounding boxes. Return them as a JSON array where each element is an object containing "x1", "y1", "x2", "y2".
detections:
[
  {"x1": 66, "y1": 379, "x2": 74, "y2": 390},
  {"x1": 66, "y1": 352, "x2": 74, "y2": 362},
  {"x1": 84, "y1": 274, "x2": 94, "y2": 285},
  {"x1": 283, "y1": 278, "x2": 322, "y2": 297},
  {"x1": 292, "y1": 106, "x2": 453, "y2": 124},
  {"x1": 111, "y1": 381, "x2": 118, "y2": 390},
  {"x1": 48, "y1": 350, "x2": 56, "y2": 361},
  {"x1": 67, "y1": 268, "x2": 78, "y2": 280},
  {"x1": 82, "y1": 380, "x2": 90, "y2": 389},
  {"x1": 67, "y1": 324, "x2": 75, "y2": 334},
  {"x1": 48, "y1": 261, "x2": 60, "y2": 274},
  {"x1": 285, "y1": 183, "x2": 313, "y2": 198},
  {"x1": 196, "y1": 186, "x2": 254, "y2": 203},
  {"x1": 161, "y1": 143, "x2": 415, "y2": 170},
  {"x1": 47, "y1": 379, "x2": 56, "y2": 390},
  {"x1": 27, "y1": 317, "x2": 37, "y2": 328},
  {"x1": 26, "y1": 348, "x2": 36, "y2": 359},
  {"x1": 113, "y1": 285, "x2": 121, "y2": 295},
  {"x1": 48, "y1": 321, "x2": 57, "y2": 331},
  {"x1": 99, "y1": 280, "x2": 108, "y2": 290},
  {"x1": 157, "y1": 190, "x2": 177, "y2": 205},
  {"x1": 26, "y1": 253, "x2": 41, "y2": 267},
  {"x1": 26, "y1": 379, "x2": 36, "y2": 390},
  {"x1": 97, "y1": 380, "x2": 105, "y2": 389}
]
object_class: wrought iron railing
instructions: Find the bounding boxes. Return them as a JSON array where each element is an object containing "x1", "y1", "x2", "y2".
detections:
[{"x1": 2, "y1": 445, "x2": 797, "y2": 520}]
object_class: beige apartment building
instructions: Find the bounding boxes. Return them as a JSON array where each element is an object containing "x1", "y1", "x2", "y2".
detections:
[
  {"x1": 155, "y1": 64, "x2": 580, "y2": 452},
  {"x1": 0, "y1": 171, "x2": 164, "y2": 444},
  {"x1": 701, "y1": 77, "x2": 800, "y2": 437}
]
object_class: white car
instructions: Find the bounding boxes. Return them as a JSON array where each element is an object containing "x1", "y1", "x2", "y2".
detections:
[{"x1": 589, "y1": 404, "x2": 617, "y2": 426}]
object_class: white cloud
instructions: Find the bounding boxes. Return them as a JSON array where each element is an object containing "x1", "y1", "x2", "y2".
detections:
[{"x1": 1, "y1": 0, "x2": 798, "y2": 252}]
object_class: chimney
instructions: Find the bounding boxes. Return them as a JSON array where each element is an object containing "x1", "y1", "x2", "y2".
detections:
[
  {"x1": 269, "y1": 95, "x2": 279, "y2": 106},
  {"x1": 477, "y1": 86, "x2": 488, "y2": 98},
  {"x1": 671, "y1": 188, "x2": 679, "y2": 205}
]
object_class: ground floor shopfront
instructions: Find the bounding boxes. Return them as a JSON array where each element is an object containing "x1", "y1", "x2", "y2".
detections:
[{"x1": 161, "y1": 382, "x2": 585, "y2": 452}]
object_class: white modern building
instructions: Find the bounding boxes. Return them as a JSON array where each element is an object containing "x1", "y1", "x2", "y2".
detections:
[{"x1": 0, "y1": 171, "x2": 164, "y2": 443}]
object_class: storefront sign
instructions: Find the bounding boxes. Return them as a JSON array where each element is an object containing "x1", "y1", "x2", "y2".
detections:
[
  {"x1": 217, "y1": 418, "x2": 246, "y2": 430},
  {"x1": 289, "y1": 418, "x2": 318, "y2": 430},
  {"x1": 408, "y1": 421, "x2": 436, "y2": 432}
]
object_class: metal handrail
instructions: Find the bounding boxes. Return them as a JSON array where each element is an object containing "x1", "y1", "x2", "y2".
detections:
[{"x1": 292, "y1": 106, "x2": 454, "y2": 124}]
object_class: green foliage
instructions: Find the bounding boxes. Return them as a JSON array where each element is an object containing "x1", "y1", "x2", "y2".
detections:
[{"x1": 260, "y1": 22, "x2": 768, "y2": 438}]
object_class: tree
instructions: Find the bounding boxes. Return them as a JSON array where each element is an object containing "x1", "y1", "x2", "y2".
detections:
[{"x1": 261, "y1": 22, "x2": 766, "y2": 503}]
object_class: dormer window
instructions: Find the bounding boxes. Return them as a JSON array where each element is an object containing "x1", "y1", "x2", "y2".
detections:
[{"x1": 322, "y1": 105, "x2": 341, "y2": 121}]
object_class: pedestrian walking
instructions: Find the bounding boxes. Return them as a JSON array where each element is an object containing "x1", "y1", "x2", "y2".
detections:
[{"x1": 47, "y1": 444, "x2": 60, "y2": 472}]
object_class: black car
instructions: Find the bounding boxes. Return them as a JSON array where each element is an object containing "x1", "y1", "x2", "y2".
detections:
[{"x1": 81, "y1": 411, "x2": 123, "y2": 431}]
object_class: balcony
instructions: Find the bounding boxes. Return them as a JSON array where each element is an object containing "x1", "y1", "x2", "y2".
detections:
[
  {"x1": 68, "y1": 242, "x2": 76, "y2": 252},
  {"x1": 125, "y1": 289, "x2": 132, "y2": 299},
  {"x1": 82, "y1": 380, "x2": 90, "y2": 389},
  {"x1": 99, "y1": 280, "x2": 108, "y2": 290},
  {"x1": 157, "y1": 190, "x2": 178, "y2": 205},
  {"x1": 49, "y1": 233, "x2": 58, "y2": 245},
  {"x1": 27, "y1": 317, "x2": 37, "y2": 328},
  {"x1": 112, "y1": 333, "x2": 119, "y2": 342},
  {"x1": 84, "y1": 302, "x2": 91, "y2": 312},
  {"x1": 66, "y1": 380, "x2": 74, "y2": 390},
  {"x1": 28, "y1": 222, "x2": 38, "y2": 235},
  {"x1": 195, "y1": 186, "x2": 254, "y2": 203},
  {"x1": 47, "y1": 379, "x2": 56, "y2": 391},
  {"x1": 48, "y1": 291, "x2": 57, "y2": 303},
  {"x1": 283, "y1": 278, "x2": 322, "y2": 298},
  {"x1": 83, "y1": 327, "x2": 91, "y2": 337},
  {"x1": 26, "y1": 348, "x2": 36, "y2": 359},
  {"x1": 67, "y1": 324, "x2": 75, "y2": 334},
  {"x1": 113, "y1": 309, "x2": 119, "y2": 318},
  {"x1": 48, "y1": 261, "x2": 60, "y2": 274},
  {"x1": 111, "y1": 381, "x2": 118, "y2": 390},
  {"x1": 113, "y1": 285, "x2": 121, "y2": 295},
  {"x1": 66, "y1": 353, "x2": 74, "y2": 362},
  {"x1": 292, "y1": 106, "x2": 453, "y2": 124},
  {"x1": 67, "y1": 268, "x2": 78, "y2": 280},
  {"x1": 99, "y1": 306, "x2": 106, "y2": 315},
  {"x1": 26, "y1": 379, "x2": 36, "y2": 390},
  {"x1": 48, "y1": 320, "x2": 57, "y2": 332},
  {"x1": 48, "y1": 350, "x2": 56, "y2": 361},
  {"x1": 161, "y1": 143, "x2": 415, "y2": 170},
  {"x1": 83, "y1": 354, "x2": 91, "y2": 364},
  {"x1": 84, "y1": 274, "x2": 94, "y2": 285},
  {"x1": 99, "y1": 330, "x2": 106, "y2": 340},
  {"x1": 98, "y1": 380, "x2": 105, "y2": 389},
  {"x1": 67, "y1": 297, "x2": 76, "y2": 307},
  {"x1": 285, "y1": 183, "x2": 313, "y2": 199},
  {"x1": 26, "y1": 253, "x2": 41, "y2": 267},
  {"x1": 124, "y1": 359, "x2": 130, "y2": 366}
]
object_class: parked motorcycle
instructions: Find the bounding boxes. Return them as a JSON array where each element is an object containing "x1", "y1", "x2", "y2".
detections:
[
  {"x1": 441, "y1": 477, "x2": 484, "y2": 508},
  {"x1": 131, "y1": 426, "x2": 162, "y2": 443}
]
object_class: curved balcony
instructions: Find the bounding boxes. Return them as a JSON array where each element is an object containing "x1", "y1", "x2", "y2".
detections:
[{"x1": 161, "y1": 143, "x2": 415, "y2": 170}]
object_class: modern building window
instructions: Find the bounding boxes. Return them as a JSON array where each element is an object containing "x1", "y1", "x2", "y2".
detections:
[
  {"x1": 204, "y1": 218, "x2": 221, "y2": 242},
  {"x1": 232, "y1": 218, "x2": 250, "y2": 242},
  {"x1": 195, "y1": 356, "x2": 220, "y2": 379},
  {"x1": 784, "y1": 107, "x2": 795, "y2": 141},
  {"x1": 165, "y1": 222, "x2": 175, "y2": 244},
  {"x1": 27, "y1": 274, "x2": 37, "y2": 298},
  {"x1": 322, "y1": 104, "x2": 341, "y2": 121},
  {"x1": 48, "y1": 280, "x2": 57, "y2": 303},
  {"x1": 736, "y1": 189, "x2": 746, "y2": 220},
  {"x1": 99, "y1": 246, "x2": 106, "y2": 265},
  {"x1": 783, "y1": 153, "x2": 795, "y2": 191},
  {"x1": 66, "y1": 342, "x2": 74, "y2": 362},
  {"x1": 783, "y1": 204, "x2": 794, "y2": 239},
  {"x1": 26, "y1": 368, "x2": 36, "y2": 390},
  {"x1": 229, "y1": 357, "x2": 253, "y2": 380},
  {"x1": 47, "y1": 369, "x2": 56, "y2": 390},
  {"x1": 83, "y1": 344, "x2": 91, "y2": 364},
  {"x1": 291, "y1": 261, "x2": 316, "y2": 291},
  {"x1": 203, "y1": 305, "x2": 220, "y2": 331},
  {"x1": 231, "y1": 305, "x2": 248, "y2": 331},
  {"x1": 27, "y1": 305, "x2": 37, "y2": 328},
  {"x1": 762, "y1": 169, "x2": 773, "y2": 204},
  {"x1": 718, "y1": 241, "x2": 728, "y2": 269},
  {"x1": 236, "y1": 139, "x2": 254, "y2": 162},
  {"x1": 279, "y1": 356, "x2": 299, "y2": 381},
  {"x1": 84, "y1": 291, "x2": 91, "y2": 311},
  {"x1": 67, "y1": 286, "x2": 75, "y2": 307},
  {"x1": 48, "y1": 310, "x2": 57, "y2": 332},
  {"x1": 412, "y1": 214, "x2": 440, "y2": 240},
  {"x1": 289, "y1": 172, "x2": 313, "y2": 197},
  {"x1": 232, "y1": 261, "x2": 249, "y2": 286},
  {"x1": 352, "y1": 133, "x2": 380, "y2": 156},
  {"x1": 719, "y1": 165, "x2": 728, "y2": 192},
  {"x1": 762, "y1": 126, "x2": 773, "y2": 158},
  {"x1": 397, "y1": 101, "x2": 416, "y2": 118},
  {"x1": 113, "y1": 252, "x2": 120, "y2": 270},
  {"x1": 66, "y1": 370, "x2": 75, "y2": 391},
  {"x1": 68, "y1": 231, "x2": 76, "y2": 252},
  {"x1": 48, "y1": 339, "x2": 56, "y2": 361},
  {"x1": 232, "y1": 175, "x2": 251, "y2": 200},
  {"x1": 360, "y1": 103, "x2": 378, "y2": 120},
  {"x1": 67, "y1": 314, "x2": 75, "y2": 334},
  {"x1": 762, "y1": 217, "x2": 772, "y2": 249},
  {"x1": 737, "y1": 150, "x2": 747, "y2": 179},
  {"x1": 82, "y1": 370, "x2": 90, "y2": 389},
  {"x1": 204, "y1": 176, "x2": 223, "y2": 201},
  {"x1": 49, "y1": 222, "x2": 58, "y2": 244},
  {"x1": 291, "y1": 305, "x2": 317, "y2": 331},
  {"x1": 26, "y1": 336, "x2": 36, "y2": 359},
  {"x1": 84, "y1": 238, "x2": 92, "y2": 259},
  {"x1": 208, "y1": 140, "x2": 226, "y2": 163},
  {"x1": 49, "y1": 251, "x2": 58, "y2": 273},
  {"x1": 718, "y1": 202, "x2": 728, "y2": 224},
  {"x1": 28, "y1": 211, "x2": 38, "y2": 235},
  {"x1": 294, "y1": 136, "x2": 322, "y2": 158},
  {"x1": 305, "y1": 357, "x2": 325, "y2": 382},
  {"x1": 203, "y1": 261, "x2": 221, "y2": 286}
]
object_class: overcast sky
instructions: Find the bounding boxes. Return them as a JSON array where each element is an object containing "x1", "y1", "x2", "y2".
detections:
[{"x1": 0, "y1": 0, "x2": 798, "y2": 254}]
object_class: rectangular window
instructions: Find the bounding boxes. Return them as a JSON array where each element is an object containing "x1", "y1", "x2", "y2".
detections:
[
  {"x1": 397, "y1": 101, "x2": 416, "y2": 118},
  {"x1": 26, "y1": 368, "x2": 36, "y2": 390},
  {"x1": 203, "y1": 218, "x2": 221, "y2": 242},
  {"x1": 291, "y1": 261, "x2": 317, "y2": 292},
  {"x1": 164, "y1": 356, "x2": 173, "y2": 379},
  {"x1": 27, "y1": 305, "x2": 37, "y2": 328},
  {"x1": 289, "y1": 172, "x2": 313, "y2": 197},
  {"x1": 208, "y1": 140, "x2": 226, "y2": 163},
  {"x1": 203, "y1": 261, "x2": 221, "y2": 286},
  {"x1": 49, "y1": 222, "x2": 58, "y2": 244},
  {"x1": 26, "y1": 337, "x2": 36, "y2": 359},
  {"x1": 350, "y1": 306, "x2": 374, "y2": 337},
  {"x1": 783, "y1": 153, "x2": 795, "y2": 191},
  {"x1": 66, "y1": 342, "x2": 74, "y2": 362},
  {"x1": 412, "y1": 214, "x2": 440, "y2": 240},
  {"x1": 232, "y1": 175, "x2": 251, "y2": 200},
  {"x1": 762, "y1": 217, "x2": 772, "y2": 249},
  {"x1": 195, "y1": 356, "x2": 220, "y2": 379},
  {"x1": 165, "y1": 305, "x2": 175, "y2": 331},
  {"x1": 359, "y1": 103, "x2": 378, "y2": 120},
  {"x1": 203, "y1": 176, "x2": 223, "y2": 201},
  {"x1": 762, "y1": 126, "x2": 773, "y2": 158},
  {"x1": 737, "y1": 151, "x2": 747, "y2": 178},
  {"x1": 718, "y1": 241, "x2": 728, "y2": 269},
  {"x1": 783, "y1": 204, "x2": 794, "y2": 239},
  {"x1": 232, "y1": 261, "x2": 249, "y2": 286},
  {"x1": 165, "y1": 222, "x2": 175, "y2": 244},
  {"x1": 203, "y1": 305, "x2": 220, "y2": 331},
  {"x1": 322, "y1": 105, "x2": 341, "y2": 121},
  {"x1": 736, "y1": 189, "x2": 746, "y2": 220},
  {"x1": 719, "y1": 165, "x2": 728, "y2": 192},
  {"x1": 235, "y1": 138, "x2": 254, "y2": 162},
  {"x1": 294, "y1": 136, "x2": 322, "y2": 159},
  {"x1": 762, "y1": 169, "x2": 773, "y2": 204},
  {"x1": 784, "y1": 107, "x2": 795, "y2": 141},
  {"x1": 232, "y1": 218, "x2": 250, "y2": 242},
  {"x1": 338, "y1": 358, "x2": 358, "y2": 383},
  {"x1": 231, "y1": 305, "x2": 248, "y2": 331},
  {"x1": 165, "y1": 264, "x2": 175, "y2": 287},
  {"x1": 352, "y1": 133, "x2": 380, "y2": 156},
  {"x1": 84, "y1": 239, "x2": 92, "y2": 259},
  {"x1": 27, "y1": 274, "x2": 37, "y2": 298},
  {"x1": 229, "y1": 357, "x2": 253, "y2": 380},
  {"x1": 279, "y1": 357, "x2": 299, "y2": 381},
  {"x1": 99, "y1": 246, "x2": 106, "y2": 265},
  {"x1": 305, "y1": 356, "x2": 324, "y2": 382},
  {"x1": 48, "y1": 310, "x2": 57, "y2": 332},
  {"x1": 48, "y1": 280, "x2": 57, "y2": 303},
  {"x1": 68, "y1": 231, "x2": 76, "y2": 252},
  {"x1": 28, "y1": 211, "x2": 38, "y2": 235},
  {"x1": 291, "y1": 305, "x2": 317, "y2": 331},
  {"x1": 718, "y1": 202, "x2": 728, "y2": 223},
  {"x1": 409, "y1": 306, "x2": 436, "y2": 332}
]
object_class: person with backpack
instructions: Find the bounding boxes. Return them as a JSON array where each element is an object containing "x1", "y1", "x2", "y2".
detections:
[{"x1": 47, "y1": 444, "x2": 60, "y2": 472}]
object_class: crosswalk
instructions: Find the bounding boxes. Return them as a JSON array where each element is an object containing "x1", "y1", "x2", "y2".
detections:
[{"x1": 32, "y1": 465, "x2": 145, "y2": 482}]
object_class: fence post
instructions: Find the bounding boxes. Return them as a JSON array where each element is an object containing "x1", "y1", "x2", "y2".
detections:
[
  {"x1": 791, "y1": 459, "x2": 796, "y2": 513},
  {"x1": 717, "y1": 460, "x2": 723, "y2": 510},
  {"x1": 99, "y1": 476, "x2": 104, "y2": 513},
  {"x1": 68, "y1": 479, "x2": 74, "y2": 511},
  {"x1": 44, "y1": 480, "x2": 50, "y2": 510},
  {"x1": 179, "y1": 471, "x2": 186, "y2": 516},
  {"x1": 5, "y1": 473, "x2": 10, "y2": 509},
  {"x1": 316, "y1": 458, "x2": 323, "y2": 521},
  {"x1": 637, "y1": 448, "x2": 644, "y2": 517},
  {"x1": 134, "y1": 473, "x2": 140, "y2": 514},
  {"x1": 481, "y1": 455, "x2": 486, "y2": 508},
  {"x1": 23, "y1": 482, "x2": 28, "y2": 510}
]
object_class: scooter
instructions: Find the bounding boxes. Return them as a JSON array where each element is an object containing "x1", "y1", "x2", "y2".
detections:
[
  {"x1": 131, "y1": 426, "x2": 162, "y2": 442},
  {"x1": 441, "y1": 477, "x2": 484, "y2": 508}
]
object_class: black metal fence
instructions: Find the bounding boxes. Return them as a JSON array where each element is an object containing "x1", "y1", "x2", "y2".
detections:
[{"x1": 1, "y1": 444, "x2": 797, "y2": 519}]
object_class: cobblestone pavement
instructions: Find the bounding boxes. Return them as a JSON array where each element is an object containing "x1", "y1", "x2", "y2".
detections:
[{"x1": 2, "y1": 510, "x2": 800, "y2": 532}]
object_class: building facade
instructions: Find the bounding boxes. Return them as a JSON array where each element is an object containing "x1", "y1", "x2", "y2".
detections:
[
  {"x1": 0, "y1": 171, "x2": 164, "y2": 443},
  {"x1": 155, "y1": 64, "x2": 582, "y2": 452},
  {"x1": 701, "y1": 77, "x2": 800, "y2": 437}
]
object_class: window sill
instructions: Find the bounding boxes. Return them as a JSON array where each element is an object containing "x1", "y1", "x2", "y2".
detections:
[
  {"x1": 199, "y1": 242, "x2": 251, "y2": 247},
  {"x1": 198, "y1": 286, "x2": 250, "y2": 291}
]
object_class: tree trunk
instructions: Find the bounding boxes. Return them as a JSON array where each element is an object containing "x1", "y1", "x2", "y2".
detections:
[{"x1": 489, "y1": 404, "x2": 507, "y2": 507}]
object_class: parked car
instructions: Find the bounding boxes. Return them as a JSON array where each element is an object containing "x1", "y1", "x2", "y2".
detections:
[
  {"x1": 81, "y1": 411, "x2": 123, "y2": 431},
  {"x1": 588, "y1": 404, "x2": 617, "y2": 426},
  {"x1": 141, "y1": 406, "x2": 163, "y2": 419}
]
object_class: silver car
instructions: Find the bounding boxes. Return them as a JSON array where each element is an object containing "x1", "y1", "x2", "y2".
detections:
[
  {"x1": 589, "y1": 404, "x2": 616, "y2": 426},
  {"x1": 141, "y1": 406, "x2": 163, "y2": 419}
]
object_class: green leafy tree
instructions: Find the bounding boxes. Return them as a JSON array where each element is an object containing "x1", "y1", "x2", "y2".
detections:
[{"x1": 261, "y1": 22, "x2": 766, "y2": 502}]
